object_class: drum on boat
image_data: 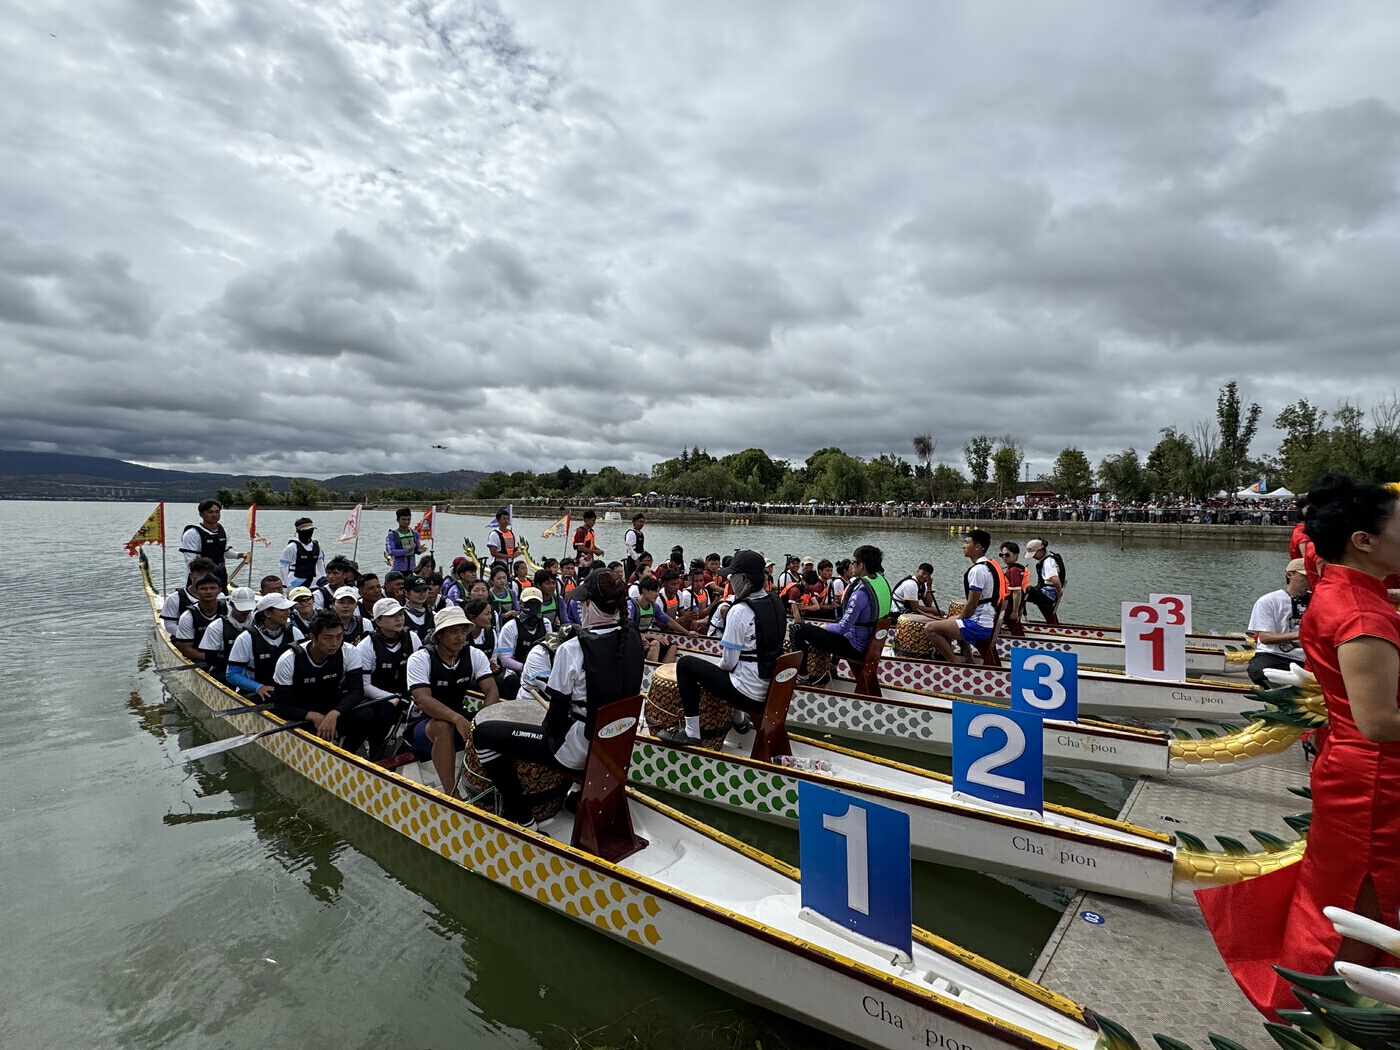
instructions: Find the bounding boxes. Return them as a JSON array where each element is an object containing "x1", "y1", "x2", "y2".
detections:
[
  {"x1": 945, "y1": 599, "x2": 966, "y2": 619},
  {"x1": 782, "y1": 634, "x2": 832, "y2": 682},
  {"x1": 461, "y1": 699, "x2": 571, "y2": 822},
  {"x1": 644, "y1": 663, "x2": 732, "y2": 750},
  {"x1": 892, "y1": 614, "x2": 935, "y2": 657}
]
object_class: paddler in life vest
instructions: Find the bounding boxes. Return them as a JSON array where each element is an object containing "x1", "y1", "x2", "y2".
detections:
[
  {"x1": 787, "y1": 544, "x2": 892, "y2": 686},
  {"x1": 279, "y1": 517, "x2": 324, "y2": 588},
  {"x1": 160, "y1": 556, "x2": 218, "y2": 635},
  {"x1": 355, "y1": 598, "x2": 421, "y2": 751},
  {"x1": 571, "y1": 509, "x2": 603, "y2": 569},
  {"x1": 923, "y1": 529, "x2": 1001, "y2": 663},
  {"x1": 628, "y1": 575, "x2": 698, "y2": 662},
  {"x1": 659, "y1": 549, "x2": 785, "y2": 747},
  {"x1": 331, "y1": 586, "x2": 369, "y2": 645},
  {"x1": 890, "y1": 563, "x2": 940, "y2": 621},
  {"x1": 496, "y1": 586, "x2": 550, "y2": 699},
  {"x1": 623, "y1": 512, "x2": 646, "y2": 581},
  {"x1": 227, "y1": 593, "x2": 300, "y2": 698},
  {"x1": 173, "y1": 572, "x2": 228, "y2": 665},
  {"x1": 487, "y1": 508, "x2": 517, "y2": 563},
  {"x1": 406, "y1": 605, "x2": 501, "y2": 797},
  {"x1": 197, "y1": 586, "x2": 258, "y2": 682},
  {"x1": 385, "y1": 508, "x2": 425, "y2": 574},
  {"x1": 471, "y1": 567, "x2": 643, "y2": 831},
  {"x1": 271, "y1": 610, "x2": 396, "y2": 756}
]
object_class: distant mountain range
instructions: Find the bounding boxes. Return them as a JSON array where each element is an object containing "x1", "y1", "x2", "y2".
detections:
[{"x1": 0, "y1": 450, "x2": 486, "y2": 501}]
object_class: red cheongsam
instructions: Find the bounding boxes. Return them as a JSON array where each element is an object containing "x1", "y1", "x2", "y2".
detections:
[{"x1": 1198, "y1": 565, "x2": 1400, "y2": 1019}]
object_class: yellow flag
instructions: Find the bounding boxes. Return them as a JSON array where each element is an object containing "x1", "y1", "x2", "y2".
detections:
[{"x1": 125, "y1": 502, "x2": 165, "y2": 556}]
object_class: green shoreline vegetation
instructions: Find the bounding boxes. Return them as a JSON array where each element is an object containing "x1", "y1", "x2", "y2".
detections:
[{"x1": 214, "y1": 383, "x2": 1399, "y2": 509}]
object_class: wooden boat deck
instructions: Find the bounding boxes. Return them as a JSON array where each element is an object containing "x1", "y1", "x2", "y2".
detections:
[{"x1": 1030, "y1": 741, "x2": 1309, "y2": 1046}]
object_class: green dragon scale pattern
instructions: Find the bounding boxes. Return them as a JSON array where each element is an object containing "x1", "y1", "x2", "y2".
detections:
[{"x1": 630, "y1": 741, "x2": 801, "y2": 818}]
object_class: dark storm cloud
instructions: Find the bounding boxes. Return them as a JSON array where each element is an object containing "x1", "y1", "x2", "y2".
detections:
[{"x1": 3, "y1": 0, "x2": 1399, "y2": 478}]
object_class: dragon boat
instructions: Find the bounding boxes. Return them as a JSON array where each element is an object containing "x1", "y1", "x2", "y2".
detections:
[
  {"x1": 663, "y1": 646, "x2": 1326, "y2": 779},
  {"x1": 1007, "y1": 621, "x2": 1251, "y2": 656},
  {"x1": 679, "y1": 635, "x2": 1257, "y2": 719},
  {"x1": 139, "y1": 555, "x2": 1115, "y2": 1050},
  {"x1": 629, "y1": 662, "x2": 1307, "y2": 904}
]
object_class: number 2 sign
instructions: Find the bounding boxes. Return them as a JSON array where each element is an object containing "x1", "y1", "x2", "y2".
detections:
[
  {"x1": 951, "y1": 701, "x2": 1044, "y2": 814},
  {"x1": 1121, "y1": 601, "x2": 1186, "y2": 681}
]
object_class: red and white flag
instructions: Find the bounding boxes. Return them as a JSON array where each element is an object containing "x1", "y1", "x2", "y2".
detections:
[
  {"x1": 415, "y1": 505, "x2": 435, "y2": 542},
  {"x1": 336, "y1": 504, "x2": 362, "y2": 543},
  {"x1": 247, "y1": 504, "x2": 271, "y2": 546}
]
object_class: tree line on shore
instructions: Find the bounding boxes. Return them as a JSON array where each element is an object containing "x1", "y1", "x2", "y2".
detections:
[{"x1": 215, "y1": 382, "x2": 1399, "y2": 509}]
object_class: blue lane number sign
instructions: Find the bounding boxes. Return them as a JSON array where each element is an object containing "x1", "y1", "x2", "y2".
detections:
[
  {"x1": 951, "y1": 701, "x2": 1044, "y2": 814},
  {"x1": 1080, "y1": 910, "x2": 1106, "y2": 925},
  {"x1": 798, "y1": 781, "x2": 912, "y2": 957},
  {"x1": 1010, "y1": 647, "x2": 1079, "y2": 722}
]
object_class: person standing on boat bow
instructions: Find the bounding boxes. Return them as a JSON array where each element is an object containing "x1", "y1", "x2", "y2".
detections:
[
  {"x1": 472, "y1": 568, "x2": 643, "y2": 830},
  {"x1": 1023, "y1": 538, "x2": 1065, "y2": 622},
  {"x1": 487, "y1": 508, "x2": 517, "y2": 564},
  {"x1": 571, "y1": 509, "x2": 603, "y2": 570},
  {"x1": 278, "y1": 517, "x2": 324, "y2": 588},
  {"x1": 623, "y1": 512, "x2": 646, "y2": 581},
  {"x1": 406, "y1": 605, "x2": 501, "y2": 797},
  {"x1": 386, "y1": 508, "x2": 425, "y2": 574},
  {"x1": 787, "y1": 544, "x2": 891, "y2": 686},
  {"x1": 660, "y1": 549, "x2": 784, "y2": 747},
  {"x1": 272, "y1": 610, "x2": 394, "y2": 756},
  {"x1": 179, "y1": 500, "x2": 248, "y2": 589}
]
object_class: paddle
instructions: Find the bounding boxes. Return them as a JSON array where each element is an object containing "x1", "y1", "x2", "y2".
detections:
[
  {"x1": 176, "y1": 696, "x2": 381, "y2": 762},
  {"x1": 211, "y1": 700, "x2": 277, "y2": 718}
]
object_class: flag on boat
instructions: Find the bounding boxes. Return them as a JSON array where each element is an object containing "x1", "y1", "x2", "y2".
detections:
[
  {"x1": 542, "y1": 513, "x2": 571, "y2": 539},
  {"x1": 246, "y1": 504, "x2": 271, "y2": 547},
  {"x1": 336, "y1": 504, "x2": 361, "y2": 543},
  {"x1": 416, "y1": 505, "x2": 435, "y2": 542},
  {"x1": 1248, "y1": 476, "x2": 1267, "y2": 493},
  {"x1": 490, "y1": 503, "x2": 514, "y2": 525},
  {"x1": 125, "y1": 502, "x2": 165, "y2": 556}
]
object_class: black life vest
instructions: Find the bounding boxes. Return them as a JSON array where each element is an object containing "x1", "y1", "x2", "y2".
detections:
[
  {"x1": 185, "y1": 604, "x2": 223, "y2": 652},
  {"x1": 738, "y1": 590, "x2": 785, "y2": 679},
  {"x1": 892, "y1": 575, "x2": 924, "y2": 611},
  {"x1": 512, "y1": 614, "x2": 548, "y2": 664},
  {"x1": 247, "y1": 626, "x2": 294, "y2": 686},
  {"x1": 574, "y1": 624, "x2": 645, "y2": 739},
  {"x1": 289, "y1": 538, "x2": 321, "y2": 581},
  {"x1": 963, "y1": 558, "x2": 1003, "y2": 607},
  {"x1": 368, "y1": 633, "x2": 413, "y2": 696},
  {"x1": 468, "y1": 625, "x2": 496, "y2": 665},
  {"x1": 184, "y1": 523, "x2": 228, "y2": 565},
  {"x1": 424, "y1": 648, "x2": 481, "y2": 716},
  {"x1": 207, "y1": 613, "x2": 250, "y2": 677},
  {"x1": 627, "y1": 527, "x2": 645, "y2": 557},
  {"x1": 289, "y1": 643, "x2": 349, "y2": 715},
  {"x1": 340, "y1": 614, "x2": 367, "y2": 645},
  {"x1": 403, "y1": 605, "x2": 435, "y2": 643},
  {"x1": 316, "y1": 583, "x2": 336, "y2": 609},
  {"x1": 1036, "y1": 551, "x2": 1068, "y2": 587}
]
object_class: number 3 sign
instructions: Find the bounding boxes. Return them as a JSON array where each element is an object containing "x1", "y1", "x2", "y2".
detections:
[
  {"x1": 1010, "y1": 647, "x2": 1078, "y2": 722},
  {"x1": 1148, "y1": 593, "x2": 1192, "y2": 633},
  {"x1": 951, "y1": 701, "x2": 1044, "y2": 814},
  {"x1": 1121, "y1": 601, "x2": 1186, "y2": 681}
]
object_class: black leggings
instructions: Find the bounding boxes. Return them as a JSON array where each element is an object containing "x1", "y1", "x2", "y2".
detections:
[
  {"x1": 1247, "y1": 652, "x2": 1301, "y2": 688},
  {"x1": 787, "y1": 621, "x2": 863, "y2": 674},
  {"x1": 471, "y1": 718, "x2": 567, "y2": 823},
  {"x1": 676, "y1": 655, "x2": 766, "y2": 718}
]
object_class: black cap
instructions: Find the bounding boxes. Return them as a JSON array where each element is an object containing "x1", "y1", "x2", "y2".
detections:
[
  {"x1": 406, "y1": 575, "x2": 429, "y2": 591},
  {"x1": 384, "y1": 570, "x2": 406, "y2": 583},
  {"x1": 718, "y1": 550, "x2": 766, "y2": 578}
]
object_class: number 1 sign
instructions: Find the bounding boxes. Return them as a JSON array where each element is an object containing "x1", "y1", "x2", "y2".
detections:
[
  {"x1": 1121, "y1": 601, "x2": 1186, "y2": 681},
  {"x1": 798, "y1": 782, "x2": 913, "y2": 956}
]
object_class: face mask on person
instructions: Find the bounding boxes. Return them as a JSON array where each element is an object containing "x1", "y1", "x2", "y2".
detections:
[{"x1": 298, "y1": 528, "x2": 315, "y2": 542}]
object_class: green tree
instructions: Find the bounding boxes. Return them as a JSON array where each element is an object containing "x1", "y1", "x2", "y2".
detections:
[
  {"x1": 472, "y1": 471, "x2": 513, "y2": 501},
  {"x1": 811, "y1": 452, "x2": 870, "y2": 503},
  {"x1": 1185, "y1": 423, "x2": 1228, "y2": 499},
  {"x1": 991, "y1": 436, "x2": 1024, "y2": 498},
  {"x1": 1096, "y1": 448, "x2": 1150, "y2": 502},
  {"x1": 1050, "y1": 448, "x2": 1094, "y2": 498},
  {"x1": 720, "y1": 448, "x2": 786, "y2": 494},
  {"x1": 930, "y1": 464, "x2": 969, "y2": 501},
  {"x1": 1146, "y1": 427, "x2": 1196, "y2": 496},
  {"x1": 214, "y1": 487, "x2": 238, "y2": 508},
  {"x1": 287, "y1": 478, "x2": 326, "y2": 507},
  {"x1": 963, "y1": 435, "x2": 993, "y2": 497},
  {"x1": 1215, "y1": 381, "x2": 1261, "y2": 490},
  {"x1": 912, "y1": 434, "x2": 936, "y2": 503},
  {"x1": 243, "y1": 479, "x2": 280, "y2": 507}
]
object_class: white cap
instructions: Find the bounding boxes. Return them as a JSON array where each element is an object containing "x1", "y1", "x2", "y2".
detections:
[
  {"x1": 519, "y1": 587, "x2": 543, "y2": 604},
  {"x1": 229, "y1": 587, "x2": 258, "y2": 612},
  {"x1": 256, "y1": 593, "x2": 296, "y2": 612},
  {"x1": 433, "y1": 606, "x2": 468, "y2": 632},
  {"x1": 333, "y1": 586, "x2": 360, "y2": 601},
  {"x1": 372, "y1": 597, "x2": 405, "y2": 620}
]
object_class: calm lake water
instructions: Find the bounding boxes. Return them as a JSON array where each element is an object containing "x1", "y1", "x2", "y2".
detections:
[{"x1": 0, "y1": 502, "x2": 1289, "y2": 1050}]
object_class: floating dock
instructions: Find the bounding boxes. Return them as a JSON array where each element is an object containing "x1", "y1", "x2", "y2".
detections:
[{"x1": 1032, "y1": 742, "x2": 1310, "y2": 1046}]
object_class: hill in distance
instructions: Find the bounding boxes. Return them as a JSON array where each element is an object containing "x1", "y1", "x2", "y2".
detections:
[{"x1": 0, "y1": 450, "x2": 486, "y2": 501}]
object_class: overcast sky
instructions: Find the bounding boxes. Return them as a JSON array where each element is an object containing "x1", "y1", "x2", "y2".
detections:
[{"x1": 2, "y1": 0, "x2": 1398, "y2": 480}]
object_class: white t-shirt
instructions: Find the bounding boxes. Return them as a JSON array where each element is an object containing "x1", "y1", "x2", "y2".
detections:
[
  {"x1": 272, "y1": 641, "x2": 362, "y2": 686},
  {"x1": 160, "y1": 588, "x2": 199, "y2": 635},
  {"x1": 1247, "y1": 589, "x2": 1306, "y2": 663},
  {"x1": 228, "y1": 624, "x2": 302, "y2": 667},
  {"x1": 405, "y1": 646, "x2": 493, "y2": 693},
  {"x1": 547, "y1": 628, "x2": 621, "y2": 770},
  {"x1": 198, "y1": 613, "x2": 253, "y2": 654},
  {"x1": 1039, "y1": 555, "x2": 1062, "y2": 588},
  {"x1": 355, "y1": 632, "x2": 422, "y2": 701},
  {"x1": 963, "y1": 560, "x2": 997, "y2": 628},
  {"x1": 175, "y1": 606, "x2": 224, "y2": 643},
  {"x1": 624, "y1": 529, "x2": 642, "y2": 558},
  {"x1": 521, "y1": 645, "x2": 555, "y2": 690},
  {"x1": 707, "y1": 600, "x2": 732, "y2": 638},
  {"x1": 720, "y1": 601, "x2": 768, "y2": 702},
  {"x1": 891, "y1": 577, "x2": 924, "y2": 613}
]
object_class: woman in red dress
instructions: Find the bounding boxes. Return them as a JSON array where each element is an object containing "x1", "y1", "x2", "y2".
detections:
[{"x1": 1200, "y1": 474, "x2": 1400, "y2": 1019}]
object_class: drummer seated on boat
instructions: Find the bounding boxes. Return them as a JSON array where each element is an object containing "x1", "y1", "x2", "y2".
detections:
[
  {"x1": 1245, "y1": 557, "x2": 1312, "y2": 686},
  {"x1": 923, "y1": 530, "x2": 1000, "y2": 664},
  {"x1": 227, "y1": 593, "x2": 301, "y2": 699},
  {"x1": 174, "y1": 572, "x2": 229, "y2": 665},
  {"x1": 472, "y1": 569, "x2": 643, "y2": 830},
  {"x1": 659, "y1": 549, "x2": 784, "y2": 747},
  {"x1": 788, "y1": 544, "x2": 892, "y2": 685},
  {"x1": 160, "y1": 557, "x2": 220, "y2": 635},
  {"x1": 891, "y1": 563, "x2": 940, "y2": 620},
  {"x1": 271, "y1": 610, "x2": 395, "y2": 756},
  {"x1": 406, "y1": 605, "x2": 501, "y2": 797}
]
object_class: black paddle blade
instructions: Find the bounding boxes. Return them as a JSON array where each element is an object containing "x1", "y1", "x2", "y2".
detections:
[{"x1": 1288, "y1": 989, "x2": 1400, "y2": 1050}]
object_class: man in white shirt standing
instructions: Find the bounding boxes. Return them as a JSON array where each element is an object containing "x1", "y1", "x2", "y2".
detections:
[{"x1": 1245, "y1": 558, "x2": 1312, "y2": 686}]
